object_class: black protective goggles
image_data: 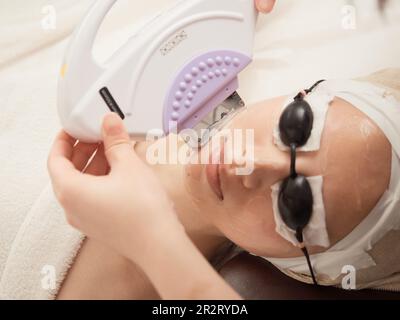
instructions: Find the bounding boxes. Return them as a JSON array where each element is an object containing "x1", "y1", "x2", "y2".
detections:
[{"x1": 277, "y1": 80, "x2": 325, "y2": 285}]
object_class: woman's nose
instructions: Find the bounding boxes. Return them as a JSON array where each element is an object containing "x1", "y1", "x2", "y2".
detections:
[{"x1": 239, "y1": 146, "x2": 290, "y2": 190}]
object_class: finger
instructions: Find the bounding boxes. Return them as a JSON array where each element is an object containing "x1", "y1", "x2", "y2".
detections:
[
  {"x1": 48, "y1": 131, "x2": 84, "y2": 191},
  {"x1": 84, "y1": 143, "x2": 110, "y2": 176},
  {"x1": 71, "y1": 142, "x2": 100, "y2": 172},
  {"x1": 101, "y1": 112, "x2": 138, "y2": 168},
  {"x1": 255, "y1": 0, "x2": 276, "y2": 13},
  {"x1": 48, "y1": 131, "x2": 77, "y2": 175},
  {"x1": 52, "y1": 131, "x2": 77, "y2": 158}
]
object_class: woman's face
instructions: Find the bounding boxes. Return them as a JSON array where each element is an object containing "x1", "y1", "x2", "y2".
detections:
[{"x1": 184, "y1": 96, "x2": 392, "y2": 258}]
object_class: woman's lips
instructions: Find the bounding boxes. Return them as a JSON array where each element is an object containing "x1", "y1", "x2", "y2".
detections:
[{"x1": 206, "y1": 163, "x2": 224, "y2": 201}]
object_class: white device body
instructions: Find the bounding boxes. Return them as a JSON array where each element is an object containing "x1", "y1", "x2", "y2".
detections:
[{"x1": 58, "y1": 0, "x2": 258, "y2": 142}]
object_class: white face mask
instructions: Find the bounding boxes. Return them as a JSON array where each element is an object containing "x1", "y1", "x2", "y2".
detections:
[{"x1": 271, "y1": 87, "x2": 333, "y2": 248}]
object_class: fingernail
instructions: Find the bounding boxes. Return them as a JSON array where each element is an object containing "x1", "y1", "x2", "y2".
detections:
[
  {"x1": 104, "y1": 113, "x2": 123, "y2": 136},
  {"x1": 258, "y1": 0, "x2": 271, "y2": 12}
]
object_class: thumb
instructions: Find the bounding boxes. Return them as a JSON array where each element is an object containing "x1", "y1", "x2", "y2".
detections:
[
  {"x1": 255, "y1": 0, "x2": 276, "y2": 13},
  {"x1": 101, "y1": 112, "x2": 134, "y2": 168}
]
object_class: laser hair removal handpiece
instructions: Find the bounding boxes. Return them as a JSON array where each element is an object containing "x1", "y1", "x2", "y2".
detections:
[{"x1": 58, "y1": 0, "x2": 258, "y2": 143}]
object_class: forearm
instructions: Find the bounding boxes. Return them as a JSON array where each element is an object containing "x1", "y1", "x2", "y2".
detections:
[
  {"x1": 57, "y1": 238, "x2": 160, "y2": 300},
  {"x1": 135, "y1": 225, "x2": 242, "y2": 300}
]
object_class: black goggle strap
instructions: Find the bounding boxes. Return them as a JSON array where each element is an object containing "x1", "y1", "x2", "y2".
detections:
[
  {"x1": 290, "y1": 143, "x2": 297, "y2": 178},
  {"x1": 302, "y1": 246, "x2": 318, "y2": 286},
  {"x1": 295, "y1": 229, "x2": 318, "y2": 286},
  {"x1": 305, "y1": 79, "x2": 326, "y2": 94},
  {"x1": 294, "y1": 79, "x2": 326, "y2": 101}
]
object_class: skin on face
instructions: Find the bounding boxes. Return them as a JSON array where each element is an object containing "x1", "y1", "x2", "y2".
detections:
[{"x1": 184, "y1": 96, "x2": 392, "y2": 258}]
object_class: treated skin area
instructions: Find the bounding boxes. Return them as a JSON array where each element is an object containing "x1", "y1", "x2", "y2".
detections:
[{"x1": 57, "y1": 95, "x2": 392, "y2": 299}]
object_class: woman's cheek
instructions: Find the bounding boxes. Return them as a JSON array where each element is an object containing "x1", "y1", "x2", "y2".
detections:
[
  {"x1": 245, "y1": 195, "x2": 277, "y2": 238},
  {"x1": 184, "y1": 164, "x2": 204, "y2": 207},
  {"x1": 184, "y1": 164, "x2": 223, "y2": 214},
  {"x1": 217, "y1": 195, "x2": 277, "y2": 245}
]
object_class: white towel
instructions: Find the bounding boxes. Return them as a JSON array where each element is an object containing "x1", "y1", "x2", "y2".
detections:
[
  {"x1": 0, "y1": 0, "x2": 399, "y2": 299},
  {"x1": 0, "y1": 0, "x2": 92, "y2": 300},
  {"x1": 0, "y1": 186, "x2": 84, "y2": 299}
]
